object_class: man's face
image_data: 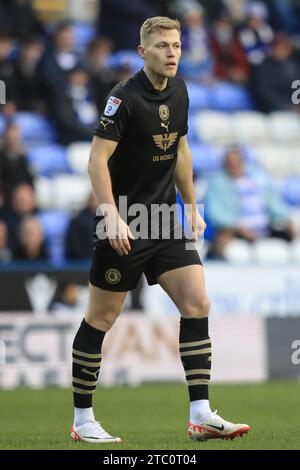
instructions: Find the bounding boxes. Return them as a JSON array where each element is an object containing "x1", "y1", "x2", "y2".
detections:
[
  {"x1": 272, "y1": 41, "x2": 292, "y2": 61},
  {"x1": 22, "y1": 42, "x2": 43, "y2": 62},
  {"x1": 139, "y1": 29, "x2": 181, "y2": 78},
  {"x1": 0, "y1": 37, "x2": 12, "y2": 60},
  {"x1": 56, "y1": 27, "x2": 75, "y2": 51},
  {"x1": 20, "y1": 219, "x2": 43, "y2": 249},
  {"x1": 5, "y1": 125, "x2": 21, "y2": 147},
  {"x1": 224, "y1": 150, "x2": 244, "y2": 178},
  {"x1": 12, "y1": 184, "x2": 35, "y2": 215}
]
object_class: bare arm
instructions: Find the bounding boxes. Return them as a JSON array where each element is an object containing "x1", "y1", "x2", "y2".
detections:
[
  {"x1": 88, "y1": 136, "x2": 134, "y2": 255},
  {"x1": 175, "y1": 135, "x2": 206, "y2": 239},
  {"x1": 88, "y1": 135, "x2": 118, "y2": 209},
  {"x1": 175, "y1": 135, "x2": 196, "y2": 206}
]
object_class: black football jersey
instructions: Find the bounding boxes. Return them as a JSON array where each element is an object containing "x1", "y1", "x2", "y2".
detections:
[{"x1": 93, "y1": 69, "x2": 189, "y2": 241}]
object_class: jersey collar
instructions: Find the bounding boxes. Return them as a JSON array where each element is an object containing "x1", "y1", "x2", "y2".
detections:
[{"x1": 138, "y1": 68, "x2": 171, "y2": 95}]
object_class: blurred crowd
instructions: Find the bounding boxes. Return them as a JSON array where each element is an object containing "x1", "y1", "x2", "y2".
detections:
[{"x1": 0, "y1": 0, "x2": 300, "y2": 266}]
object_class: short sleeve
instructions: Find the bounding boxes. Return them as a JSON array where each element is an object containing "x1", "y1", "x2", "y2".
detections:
[
  {"x1": 93, "y1": 87, "x2": 132, "y2": 142},
  {"x1": 181, "y1": 82, "x2": 189, "y2": 136}
]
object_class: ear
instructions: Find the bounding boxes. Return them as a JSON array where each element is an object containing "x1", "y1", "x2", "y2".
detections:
[{"x1": 137, "y1": 44, "x2": 145, "y2": 59}]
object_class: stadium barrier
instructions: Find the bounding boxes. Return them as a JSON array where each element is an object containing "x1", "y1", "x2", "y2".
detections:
[{"x1": 1, "y1": 263, "x2": 300, "y2": 315}]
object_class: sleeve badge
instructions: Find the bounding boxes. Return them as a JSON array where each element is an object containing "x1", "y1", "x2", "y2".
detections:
[{"x1": 104, "y1": 96, "x2": 122, "y2": 116}]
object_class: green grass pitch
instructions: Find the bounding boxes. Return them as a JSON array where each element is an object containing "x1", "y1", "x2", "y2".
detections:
[{"x1": 1, "y1": 381, "x2": 299, "y2": 450}]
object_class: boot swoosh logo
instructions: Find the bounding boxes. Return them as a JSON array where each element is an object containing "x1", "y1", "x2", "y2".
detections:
[{"x1": 208, "y1": 424, "x2": 224, "y2": 431}]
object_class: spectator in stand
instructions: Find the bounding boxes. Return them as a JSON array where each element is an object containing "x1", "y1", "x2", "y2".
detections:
[
  {"x1": 210, "y1": 13, "x2": 249, "y2": 84},
  {"x1": 84, "y1": 38, "x2": 133, "y2": 110},
  {"x1": 176, "y1": 0, "x2": 214, "y2": 81},
  {"x1": 151, "y1": 0, "x2": 176, "y2": 17},
  {"x1": 113, "y1": 63, "x2": 135, "y2": 85},
  {"x1": 65, "y1": 192, "x2": 98, "y2": 260},
  {"x1": 84, "y1": 38, "x2": 116, "y2": 112},
  {"x1": 250, "y1": 33, "x2": 300, "y2": 112},
  {"x1": 238, "y1": 1, "x2": 274, "y2": 65},
  {"x1": 48, "y1": 281, "x2": 81, "y2": 314},
  {"x1": 39, "y1": 21, "x2": 81, "y2": 95},
  {"x1": 197, "y1": 0, "x2": 227, "y2": 22},
  {"x1": 13, "y1": 215, "x2": 48, "y2": 261},
  {"x1": 0, "y1": 102, "x2": 17, "y2": 122},
  {"x1": 51, "y1": 64, "x2": 98, "y2": 144},
  {"x1": 205, "y1": 147, "x2": 296, "y2": 259},
  {"x1": 0, "y1": 123, "x2": 34, "y2": 202},
  {"x1": 0, "y1": 220, "x2": 12, "y2": 263},
  {"x1": 0, "y1": 183, "x2": 37, "y2": 250},
  {"x1": 261, "y1": 0, "x2": 300, "y2": 35},
  {"x1": 12, "y1": 37, "x2": 45, "y2": 113},
  {"x1": 0, "y1": 0, "x2": 44, "y2": 40},
  {"x1": 97, "y1": 0, "x2": 158, "y2": 50}
]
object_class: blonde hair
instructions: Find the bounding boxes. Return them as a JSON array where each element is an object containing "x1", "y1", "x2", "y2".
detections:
[{"x1": 140, "y1": 16, "x2": 181, "y2": 45}]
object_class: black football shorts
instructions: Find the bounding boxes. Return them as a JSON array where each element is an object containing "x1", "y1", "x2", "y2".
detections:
[{"x1": 89, "y1": 236, "x2": 202, "y2": 292}]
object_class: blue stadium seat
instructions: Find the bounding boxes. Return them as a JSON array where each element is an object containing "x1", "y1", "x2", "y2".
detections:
[
  {"x1": 73, "y1": 23, "x2": 96, "y2": 52},
  {"x1": 27, "y1": 144, "x2": 70, "y2": 177},
  {"x1": 281, "y1": 178, "x2": 300, "y2": 206},
  {"x1": 187, "y1": 113, "x2": 200, "y2": 142},
  {"x1": 189, "y1": 143, "x2": 222, "y2": 174},
  {"x1": 186, "y1": 82, "x2": 210, "y2": 111},
  {"x1": 38, "y1": 210, "x2": 70, "y2": 240},
  {"x1": 108, "y1": 50, "x2": 144, "y2": 73},
  {"x1": 14, "y1": 112, "x2": 56, "y2": 143},
  {"x1": 194, "y1": 111, "x2": 233, "y2": 143},
  {"x1": 38, "y1": 211, "x2": 70, "y2": 264},
  {"x1": 209, "y1": 82, "x2": 253, "y2": 112}
]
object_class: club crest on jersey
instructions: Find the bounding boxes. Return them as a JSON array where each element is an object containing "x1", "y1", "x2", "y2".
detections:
[
  {"x1": 104, "y1": 96, "x2": 122, "y2": 116},
  {"x1": 159, "y1": 104, "x2": 169, "y2": 121}
]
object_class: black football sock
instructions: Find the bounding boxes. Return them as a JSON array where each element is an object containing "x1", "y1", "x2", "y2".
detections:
[
  {"x1": 179, "y1": 317, "x2": 211, "y2": 402},
  {"x1": 72, "y1": 319, "x2": 105, "y2": 408}
]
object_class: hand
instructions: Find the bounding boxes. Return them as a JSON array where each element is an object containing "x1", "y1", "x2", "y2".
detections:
[
  {"x1": 105, "y1": 212, "x2": 135, "y2": 256},
  {"x1": 185, "y1": 205, "x2": 207, "y2": 241}
]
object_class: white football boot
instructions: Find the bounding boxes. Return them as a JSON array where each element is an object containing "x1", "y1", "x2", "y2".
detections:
[
  {"x1": 188, "y1": 410, "x2": 250, "y2": 441},
  {"x1": 71, "y1": 420, "x2": 122, "y2": 443}
]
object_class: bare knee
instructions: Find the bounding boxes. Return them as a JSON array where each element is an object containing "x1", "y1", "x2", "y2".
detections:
[
  {"x1": 181, "y1": 298, "x2": 211, "y2": 319},
  {"x1": 85, "y1": 284, "x2": 126, "y2": 332},
  {"x1": 85, "y1": 308, "x2": 121, "y2": 332}
]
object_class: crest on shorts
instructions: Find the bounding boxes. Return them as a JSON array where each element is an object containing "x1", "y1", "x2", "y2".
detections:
[
  {"x1": 105, "y1": 268, "x2": 121, "y2": 284},
  {"x1": 104, "y1": 96, "x2": 122, "y2": 116},
  {"x1": 159, "y1": 104, "x2": 169, "y2": 121}
]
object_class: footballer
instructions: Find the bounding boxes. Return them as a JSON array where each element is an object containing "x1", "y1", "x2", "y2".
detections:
[{"x1": 70, "y1": 16, "x2": 250, "y2": 443}]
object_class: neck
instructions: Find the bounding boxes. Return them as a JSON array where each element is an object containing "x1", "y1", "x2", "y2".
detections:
[{"x1": 143, "y1": 66, "x2": 168, "y2": 91}]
